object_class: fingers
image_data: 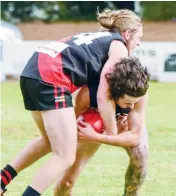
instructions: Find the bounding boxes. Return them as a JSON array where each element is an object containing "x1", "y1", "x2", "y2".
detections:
[
  {"x1": 78, "y1": 120, "x2": 91, "y2": 127},
  {"x1": 77, "y1": 115, "x2": 84, "y2": 123},
  {"x1": 77, "y1": 120, "x2": 91, "y2": 133},
  {"x1": 78, "y1": 131, "x2": 83, "y2": 137},
  {"x1": 117, "y1": 114, "x2": 128, "y2": 123},
  {"x1": 77, "y1": 130, "x2": 88, "y2": 142}
]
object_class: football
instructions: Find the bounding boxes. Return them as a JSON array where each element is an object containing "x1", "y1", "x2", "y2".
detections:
[{"x1": 78, "y1": 110, "x2": 104, "y2": 134}]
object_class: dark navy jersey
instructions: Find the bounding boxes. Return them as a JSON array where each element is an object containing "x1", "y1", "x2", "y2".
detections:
[
  {"x1": 21, "y1": 31, "x2": 126, "y2": 92},
  {"x1": 88, "y1": 84, "x2": 131, "y2": 116}
]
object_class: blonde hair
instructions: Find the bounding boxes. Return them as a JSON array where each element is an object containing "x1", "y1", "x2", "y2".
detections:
[{"x1": 97, "y1": 9, "x2": 142, "y2": 32}]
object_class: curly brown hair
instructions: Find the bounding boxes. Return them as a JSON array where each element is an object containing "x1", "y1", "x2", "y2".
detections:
[{"x1": 105, "y1": 57, "x2": 150, "y2": 100}]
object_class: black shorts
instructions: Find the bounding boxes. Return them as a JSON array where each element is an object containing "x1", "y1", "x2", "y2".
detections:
[{"x1": 20, "y1": 77, "x2": 73, "y2": 111}]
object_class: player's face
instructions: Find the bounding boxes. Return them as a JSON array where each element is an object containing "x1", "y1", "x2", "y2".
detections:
[
  {"x1": 125, "y1": 26, "x2": 143, "y2": 54},
  {"x1": 116, "y1": 94, "x2": 141, "y2": 109}
]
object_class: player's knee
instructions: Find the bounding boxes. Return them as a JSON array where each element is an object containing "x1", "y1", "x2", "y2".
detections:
[
  {"x1": 53, "y1": 151, "x2": 76, "y2": 168},
  {"x1": 39, "y1": 136, "x2": 51, "y2": 150}
]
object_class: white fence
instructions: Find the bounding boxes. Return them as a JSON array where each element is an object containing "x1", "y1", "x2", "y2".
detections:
[
  {"x1": 133, "y1": 42, "x2": 176, "y2": 82},
  {"x1": 1, "y1": 41, "x2": 176, "y2": 82}
]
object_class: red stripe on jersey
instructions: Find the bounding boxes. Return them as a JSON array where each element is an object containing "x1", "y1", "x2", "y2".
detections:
[
  {"x1": 71, "y1": 83, "x2": 79, "y2": 92},
  {"x1": 54, "y1": 86, "x2": 59, "y2": 109},
  {"x1": 38, "y1": 52, "x2": 79, "y2": 93}
]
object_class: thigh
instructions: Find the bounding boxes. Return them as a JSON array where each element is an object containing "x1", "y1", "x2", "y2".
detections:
[
  {"x1": 41, "y1": 108, "x2": 77, "y2": 156},
  {"x1": 31, "y1": 111, "x2": 49, "y2": 142},
  {"x1": 74, "y1": 84, "x2": 100, "y2": 112},
  {"x1": 58, "y1": 86, "x2": 100, "y2": 180},
  {"x1": 73, "y1": 85, "x2": 90, "y2": 118}
]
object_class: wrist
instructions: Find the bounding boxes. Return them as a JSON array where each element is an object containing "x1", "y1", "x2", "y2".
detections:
[{"x1": 95, "y1": 133, "x2": 107, "y2": 143}]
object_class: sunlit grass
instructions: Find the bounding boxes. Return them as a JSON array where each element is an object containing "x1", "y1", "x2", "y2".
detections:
[{"x1": 1, "y1": 81, "x2": 176, "y2": 196}]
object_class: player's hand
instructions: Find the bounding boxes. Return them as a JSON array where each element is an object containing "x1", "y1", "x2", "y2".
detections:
[
  {"x1": 77, "y1": 121, "x2": 99, "y2": 143},
  {"x1": 117, "y1": 114, "x2": 128, "y2": 133}
]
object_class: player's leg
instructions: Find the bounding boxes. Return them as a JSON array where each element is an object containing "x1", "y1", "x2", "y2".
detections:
[
  {"x1": 22, "y1": 107, "x2": 77, "y2": 195},
  {"x1": 54, "y1": 85, "x2": 101, "y2": 196},
  {"x1": 0, "y1": 85, "x2": 90, "y2": 184},
  {"x1": 54, "y1": 142, "x2": 100, "y2": 196},
  {"x1": 11, "y1": 86, "x2": 92, "y2": 174},
  {"x1": 0, "y1": 85, "x2": 92, "y2": 194},
  {"x1": 73, "y1": 85, "x2": 91, "y2": 118},
  {"x1": 12, "y1": 77, "x2": 78, "y2": 195},
  {"x1": 123, "y1": 125, "x2": 149, "y2": 196},
  {"x1": 1, "y1": 79, "x2": 52, "y2": 194},
  {"x1": 10, "y1": 111, "x2": 51, "y2": 173}
]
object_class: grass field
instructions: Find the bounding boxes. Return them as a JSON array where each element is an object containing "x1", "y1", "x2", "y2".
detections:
[{"x1": 1, "y1": 81, "x2": 176, "y2": 196}]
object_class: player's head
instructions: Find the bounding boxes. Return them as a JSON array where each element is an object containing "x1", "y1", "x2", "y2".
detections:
[
  {"x1": 105, "y1": 57, "x2": 150, "y2": 109},
  {"x1": 97, "y1": 9, "x2": 143, "y2": 53}
]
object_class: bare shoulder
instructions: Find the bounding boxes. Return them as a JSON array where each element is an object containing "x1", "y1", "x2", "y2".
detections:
[
  {"x1": 109, "y1": 40, "x2": 128, "y2": 58},
  {"x1": 100, "y1": 40, "x2": 128, "y2": 74}
]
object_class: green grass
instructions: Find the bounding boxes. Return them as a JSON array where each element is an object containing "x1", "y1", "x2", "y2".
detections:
[{"x1": 1, "y1": 81, "x2": 176, "y2": 196}]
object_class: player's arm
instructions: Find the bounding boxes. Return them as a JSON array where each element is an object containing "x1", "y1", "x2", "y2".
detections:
[
  {"x1": 78, "y1": 93, "x2": 148, "y2": 147},
  {"x1": 96, "y1": 93, "x2": 148, "y2": 147},
  {"x1": 97, "y1": 40, "x2": 128, "y2": 135}
]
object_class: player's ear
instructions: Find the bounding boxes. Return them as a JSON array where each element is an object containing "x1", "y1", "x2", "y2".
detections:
[{"x1": 124, "y1": 30, "x2": 132, "y2": 41}]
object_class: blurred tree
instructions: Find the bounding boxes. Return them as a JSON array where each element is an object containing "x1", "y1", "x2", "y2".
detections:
[
  {"x1": 113, "y1": 1, "x2": 134, "y2": 11},
  {"x1": 141, "y1": 1, "x2": 176, "y2": 21},
  {"x1": 1, "y1": 1, "x2": 9, "y2": 20},
  {"x1": 1, "y1": 1, "x2": 175, "y2": 23},
  {"x1": 1, "y1": 1, "x2": 135, "y2": 23},
  {"x1": 1, "y1": 1, "x2": 109, "y2": 22},
  {"x1": 1, "y1": 1, "x2": 39, "y2": 22},
  {"x1": 57, "y1": 1, "x2": 108, "y2": 21}
]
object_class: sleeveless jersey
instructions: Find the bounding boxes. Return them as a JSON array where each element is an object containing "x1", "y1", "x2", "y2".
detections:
[{"x1": 21, "y1": 31, "x2": 126, "y2": 92}]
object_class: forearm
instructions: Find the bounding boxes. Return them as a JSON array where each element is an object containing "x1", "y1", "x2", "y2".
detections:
[
  {"x1": 96, "y1": 130, "x2": 140, "y2": 147},
  {"x1": 98, "y1": 99, "x2": 117, "y2": 135}
]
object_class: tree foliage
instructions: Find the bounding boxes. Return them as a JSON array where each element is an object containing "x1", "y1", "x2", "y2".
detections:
[
  {"x1": 141, "y1": 1, "x2": 176, "y2": 21},
  {"x1": 1, "y1": 1, "x2": 110, "y2": 23},
  {"x1": 1, "y1": 1, "x2": 175, "y2": 23}
]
